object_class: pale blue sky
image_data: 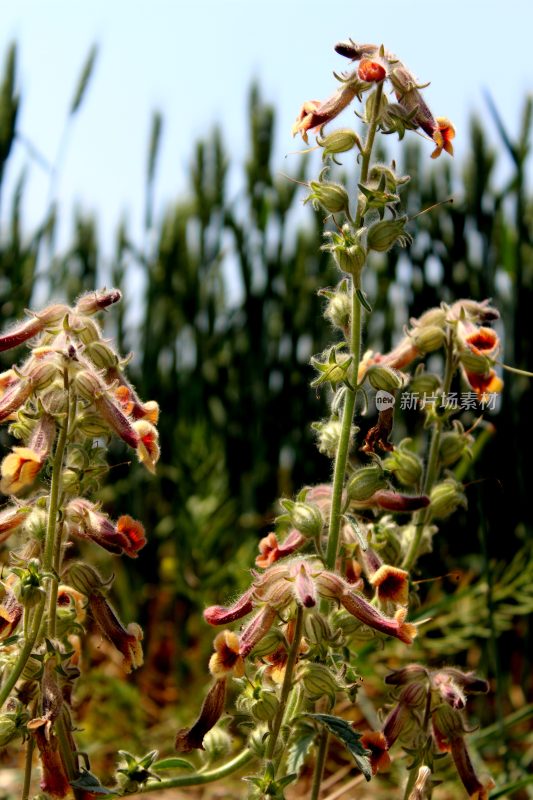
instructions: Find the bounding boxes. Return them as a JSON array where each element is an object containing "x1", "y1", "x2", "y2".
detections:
[{"x1": 1, "y1": 0, "x2": 532, "y2": 252}]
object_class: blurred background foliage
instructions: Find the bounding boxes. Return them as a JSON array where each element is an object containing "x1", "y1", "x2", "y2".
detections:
[{"x1": 1, "y1": 42, "x2": 532, "y2": 796}]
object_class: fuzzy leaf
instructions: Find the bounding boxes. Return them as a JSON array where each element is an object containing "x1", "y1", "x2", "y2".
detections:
[
  {"x1": 286, "y1": 725, "x2": 316, "y2": 775},
  {"x1": 70, "y1": 769, "x2": 114, "y2": 794},
  {"x1": 301, "y1": 713, "x2": 372, "y2": 781}
]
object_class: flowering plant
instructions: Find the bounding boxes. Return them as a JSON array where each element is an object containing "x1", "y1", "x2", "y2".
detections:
[{"x1": 0, "y1": 38, "x2": 508, "y2": 800}]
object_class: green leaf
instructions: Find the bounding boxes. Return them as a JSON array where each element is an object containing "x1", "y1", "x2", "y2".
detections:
[
  {"x1": 301, "y1": 713, "x2": 372, "y2": 781},
  {"x1": 356, "y1": 288, "x2": 372, "y2": 312},
  {"x1": 70, "y1": 769, "x2": 114, "y2": 795},
  {"x1": 287, "y1": 725, "x2": 316, "y2": 775},
  {"x1": 151, "y1": 757, "x2": 194, "y2": 771}
]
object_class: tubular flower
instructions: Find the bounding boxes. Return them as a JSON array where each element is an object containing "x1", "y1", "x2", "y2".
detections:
[
  {"x1": 0, "y1": 590, "x2": 23, "y2": 640},
  {"x1": 340, "y1": 592, "x2": 417, "y2": 644},
  {"x1": 67, "y1": 499, "x2": 130, "y2": 556},
  {"x1": 431, "y1": 117, "x2": 455, "y2": 159},
  {"x1": 75, "y1": 368, "x2": 140, "y2": 449},
  {"x1": 175, "y1": 678, "x2": 227, "y2": 752},
  {"x1": 360, "y1": 730, "x2": 391, "y2": 774},
  {"x1": 255, "y1": 528, "x2": 306, "y2": 568},
  {"x1": 31, "y1": 727, "x2": 70, "y2": 798},
  {"x1": 107, "y1": 367, "x2": 160, "y2": 423},
  {"x1": 432, "y1": 705, "x2": 494, "y2": 798},
  {"x1": 239, "y1": 605, "x2": 278, "y2": 657},
  {"x1": 0, "y1": 447, "x2": 43, "y2": 495},
  {"x1": 208, "y1": 630, "x2": 245, "y2": 678},
  {"x1": 74, "y1": 288, "x2": 122, "y2": 315},
  {"x1": 369, "y1": 564, "x2": 410, "y2": 605},
  {"x1": 0, "y1": 304, "x2": 67, "y2": 353},
  {"x1": 463, "y1": 368, "x2": 503, "y2": 401},
  {"x1": 334, "y1": 40, "x2": 454, "y2": 158},
  {"x1": 116, "y1": 515, "x2": 146, "y2": 557},
  {"x1": 88, "y1": 591, "x2": 143, "y2": 672},
  {"x1": 358, "y1": 57, "x2": 387, "y2": 82},
  {"x1": 464, "y1": 327, "x2": 499, "y2": 359},
  {"x1": 0, "y1": 504, "x2": 30, "y2": 543},
  {"x1": 350, "y1": 489, "x2": 430, "y2": 513},
  {"x1": 204, "y1": 587, "x2": 254, "y2": 626},
  {"x1": 132, "y1": 420, "x2": 160, "y2": 473},
  {"x1": 292, "y1": 79, "x2": 365, "y2": 143},
  {"x1": 0, "y1": 376, "x2": 33, "y2": 423}
]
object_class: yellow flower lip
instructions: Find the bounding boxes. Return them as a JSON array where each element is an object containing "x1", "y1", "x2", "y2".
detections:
[{"x1": 0, "y1": 447, "x2": 43, "y2": 495}]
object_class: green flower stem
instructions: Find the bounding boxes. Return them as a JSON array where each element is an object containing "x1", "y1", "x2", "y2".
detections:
[
  {"x1": 106, "y1": 749, "x2": 255, "y2": 796},
  {"x1": 0, "y1": 392, "x2": 70, "y2": 708},
  {"x1": 402, "y1": 334, "x2": 456, "y2": 570},
  {"x1": 0, "y1": 595, "x2": 44, "y2": 709},
  {"x1": 45, "y1": 382, "x2": 70, "y2": 638},
  {"x1": 265, "y1": 604, "x2": 305, "y2": 763},
  {"x1": 324, "y1": 80, "x2": 384, "y2": 572},
  {"x1": 310, "y1": 730, "x2": 329, "y2": 800},
  {"x1": 21, "y1": 733, "x2": 35, "y2": 800}
]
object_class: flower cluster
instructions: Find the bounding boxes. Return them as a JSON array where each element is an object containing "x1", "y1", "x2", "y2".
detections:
[
  {"x1": 293, "y1": 40, "x2": 455, "y2": 160},
  {"x1": 360, "y1": 665, "x2": 494, "y2": 798},
  {"x1": 0, "y1": 290, "x2": 159, "y2": 794}
]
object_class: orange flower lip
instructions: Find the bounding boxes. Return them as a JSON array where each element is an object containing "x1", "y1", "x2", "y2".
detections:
[
  {"x1": 464, "y1": 368, "x2": 503, "y2": 399},
  {"x1": 465, "y1": 327, "x2": 499, "y2": 358},
  {"x1": 358, "y1": 58, "x2": 386, "y2": 83},
  {"x1": 431, "y1": 117, "x2": 456, "y2": 159},
  {"x1": 209, "y1": 630, "x2": 245, "y2": 678}
]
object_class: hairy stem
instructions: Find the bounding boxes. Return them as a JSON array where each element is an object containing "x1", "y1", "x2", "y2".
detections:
[
  {"x1": 310, "y1": 730, "x2": 330, "y2": 800},
  {"x1": 402, "y1": 333, "x2": 456, "y2": 570},
  {"x1": 0, "y1": 382, "x2": 69, "y2": 707},
  {"x1": 111, "y1": 748, "x2": 255, "y2": 795},
  {"x1": 324, "y1": 80, "x2": 383, "y2": 571},
  {"x1": 45, "y1": 377, "x2": 70, "y2": 638},
  {"x1": 265, "y1": 605, "x2": 304, "y2": 763},
  {"x1": 21, "y1": 735, "x2": 35, "y2": 800}
]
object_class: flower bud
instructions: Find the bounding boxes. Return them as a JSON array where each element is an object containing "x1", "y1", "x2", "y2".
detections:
[
  {"x1": 409, "y1": 372, "x2": 441, "y2": 395},
  {"x1": 307, "y1": 181, "x2": 350, "y2": 214},
  {"x1": 317, "y1": 128, "x2": 361, "y2": 157},
  {"x1": 458, "y1": 349, "x2": 491, "y2": 375},
  {"x1": 315, "y1": 570, "x2": 345, "y2": 600},
  {"x1": 300, "y1": 662, "x2": 340, "y2": 703},
  {"x1": 248, "y1": 627, "x2": 285, "y2": 658},
  {"x1": 304, "y1": 611, "x2": 334, "y2": 645},
  {"x1": 284, "y1": 500, "x2": 324, "y2": 538},
  {"x1": 250, "y1": 690, "x2": 280, "y2": 722},
  {"x1": 347, "y1": 465, "x2": 387, "y2": 502},
  {"x1": 383, "y1": 441, "x2": 423, "y2": 487},
  {"x1": 439, "y1": 430, "x2": 470, "y2": 467},
  {"x1": 385, "y1": 664, "x2": 428, "y2": 686},
  {"x1": 0, "y1": 715, "x2": 18, "y2": 747},
  {"x1": 324, "y1": 292, "x2": 351, "y2": 331},
  {"x1": 366, "y1": 365, "x2": 405, "y2": 393},
  {"x1": 74, "y1": 288, "x2": 122, "y2": 315},
  {"x1": 367, "y1": 216, "x2": 410, "y2": 253},
  {"x1": 429, "y1": 479, "x2": 467, "y2": 519},
  {"x1": 313, "y1": 419, "x2": 346, "y2": 458},
  {"x1": 84, "y1": 341, "x2": 119, "y2": 369},
  {"x1": 334, "y1": 242, "x2": 367, "y2": 277},
  {"x1": 202, "y1": 726, "x2": 232, "y2": 761},
  {"x1": 73, "y1": 317, "x2": 102, "y2": 344},
  {"x1": 411, "y1": 325, "x2": 446, "y2": 354},
  {"x1": 414, "y1": 308, "x2": 447, "y2": 328},
  {"x1": 65, "y1": 562, "x2": 111, "y2": 596}
]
